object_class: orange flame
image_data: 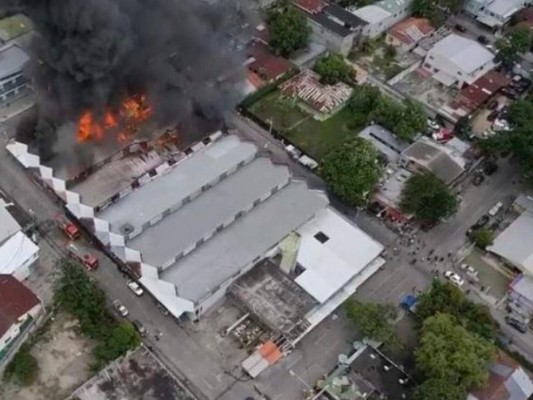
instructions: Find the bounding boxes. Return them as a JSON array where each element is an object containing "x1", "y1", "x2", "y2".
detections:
[{"x1": 76, "y1": 95, "x2": 151, "y2": 143}]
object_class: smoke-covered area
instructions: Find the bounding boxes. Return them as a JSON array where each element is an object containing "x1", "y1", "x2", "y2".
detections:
[{"x1": 2, "y1": 0, "x2": 250, "y2": 160}]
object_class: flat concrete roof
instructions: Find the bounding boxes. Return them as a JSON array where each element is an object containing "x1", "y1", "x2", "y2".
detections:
[
  {"x1": 230, "y1": 258, "x2": 318, "y2": 340},
  {"x1": 99, "y1": 135, "x2": 257, "y2": 236},
  {"x1": 160, "y1": 181, "x2": 328, "y2": 303},
  {"x1": 129, "y1": 157, "x2": 291, "y2": 267}
]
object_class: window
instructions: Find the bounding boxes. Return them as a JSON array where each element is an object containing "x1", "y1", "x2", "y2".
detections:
[{"x1": 314, "y1": 231, "x2": 329, "y2": 243}]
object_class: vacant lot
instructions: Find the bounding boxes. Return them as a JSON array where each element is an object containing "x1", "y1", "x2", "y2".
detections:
[
  {"x1": 0, "y1": 312, "x2": 95, "y2": 400},
  {"x1": 249, "y1": 91, "x2": 359, "y2": 159}
]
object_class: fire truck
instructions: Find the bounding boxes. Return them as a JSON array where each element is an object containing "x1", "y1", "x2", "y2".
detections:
[
  {"x1": 67, "y1": 243, "x2": 99, "y2": 271},
  {"x1": 56, "y1": 216, "x2": 80, "y2": 240}
]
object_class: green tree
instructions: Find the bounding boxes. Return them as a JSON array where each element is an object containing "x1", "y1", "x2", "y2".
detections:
[
  {"x1": 400, "y1": 173, "x2": 458, "y2": 222},
  {"x1": 348, "y1": 84, "x2": 382, "y2": 116},
  {"x1": 415, "y1": 314, "x2": 495, "y2": 389},
  {"x1": 345, "y1": 300, "x2": 398, "y2": 345},
  {"x1": 313, "y1": 53, "x2": 354, "y2": 84},
  {"x1": 267, "y1": 6, "x2": 310, "y2": 57},
  {"x1": 54, "y1": 260, "x2": 110, "y2": 339},
  {"x1": 453, "y1": 116, "x2": 472, "y2": 138},
  {"x1": 411, "y1": 0, "x2": 447, "y2": 25},
  {"x1": 416, "y1": 280, "x2": 498, "y2": 340},
  {"x1": 472, "y1": 228, "x2": 494, "y2": 250},
  {"x1": 4, "y1": 343, "x2": 38, "y2": 386},
  {"x1": 412, "y1": 378, "x2": 466, "y2": 400},
  {"x1": 321, "y1": 136, "x2": 382, "y2": 207},
  {"x1": 496, "y1": 25, "x2": 532, "y2": 67},
  {"x1": 384, "y1": 44, "x2": 397, "y2": 60},
  {"x1": 93, "y1": 323, "x2": 140, "y2": 368},
  {"x1": 395, "y1": 99, "x2": 427, "y2": 140}
]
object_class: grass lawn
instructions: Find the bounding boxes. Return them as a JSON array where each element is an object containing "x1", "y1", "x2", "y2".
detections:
[
  {"x1": 0, "y1": 14, "x2": 32, "y2": 41},
  {"x1": 248, "y1": 92, "x2": 308, "y2": 132},
  {"x1": 285, "y1": 107, "x2": 361, "y2": 159},
  {"x1": 249, "y1": 91, "x2": 363, "y2": 160}
]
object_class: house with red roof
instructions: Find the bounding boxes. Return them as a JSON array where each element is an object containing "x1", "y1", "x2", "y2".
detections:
[
  {"x1": 386, "y1": 17, "x2": 435, "y2": 53},
  {"x1": 469, "y1": 350, "x2": 533, "y2": 400},
  {"x1": 0, "y1": 275, "x2": 42, "y2": 361},
  {"x1": 245, "y1": 40, "x2": 295, "y2": 90}
]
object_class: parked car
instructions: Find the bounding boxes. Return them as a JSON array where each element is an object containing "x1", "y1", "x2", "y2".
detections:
[
  {"x1": 505, "y1": 315, "x2": 528, "y2": 333},
  {"x1": 487, "y1": 110, "x2": 499, "y2": 121},
  {"x1": 427, "y1": 118, "x2": 440, "y2": 131},
  {"x1": 473, "y1": 173, "x2": 485, "y2": 186},
  {"x1": 444, "y1": 271, "x2": 464, "y2": 287},
  {"x1": 127, "y1": 280, "x2": 144, "y2": 296},
  {"x1": 112, "y1": 300, "x2": 129, "y2": 317},
  {"x1": 487, "y1": 99, "x2": 499, "y2": 110},
  {"x1": 477, "y1": 35, "x2": 489, "y2": 45},
  {"x1": 488, "y1": 201, "x2": 504, "y2": 217},
  {"x1": 483, "y1": 161, "x2": 498, "y2": 175},
  {"x1": 460, "y1": 263, "x2": 478, "y2": 277},
  {"x1": 132, "y1": 320, "x2": 147, "y2": 337},
  {"x1": 474, "y1": 214, "x2": 490, "y2": 229},
  {"x1": 455, "y1": 23, "x2": 467, "y2": 32}
]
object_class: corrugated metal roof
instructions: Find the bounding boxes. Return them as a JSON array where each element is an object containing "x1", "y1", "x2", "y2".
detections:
[
  {"x1": 128, "y1": 158, "x2": 291, "y2": 267},
  {"x1": 429, "y1": 34, "x2": 494, "y2": 74},
  {"x1": 0, "y1": 44, "x2": 28, "y2": 78},
  {"x1": 489, "y1": 212, "x2": 533, "y2": 275},
  {"x1": 160, "y1": 181, "x2": 328, "y2": 302},
  {"x1": 99, "y1": 135, "x2": 257, "y2": 235},
  {"x1": 0, "y1": 199, "x2": 20, "y2": 245}
]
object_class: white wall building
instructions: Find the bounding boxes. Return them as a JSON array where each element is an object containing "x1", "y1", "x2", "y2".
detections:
[
  {"x1": 0, "y1": 275, "x2": 42, "y2": 358},
  {"x1": 351, "y1": 0, "x2": 413, "y2": 38},
  {"x1": 464, "y1": 0, "x2": 532, "y2": 29},
  {"x1": 0, "y1": 199, "x2": 39, "y2": 281},
  {"x1": 423, "y1": 34, "x2": 495, "y2": 88}
]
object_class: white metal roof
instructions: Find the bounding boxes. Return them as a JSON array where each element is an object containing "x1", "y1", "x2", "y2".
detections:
[
  {"x1": 488, "y1": 212, "x2": 533, "y2": 275},
  {"x1": 294, "y1": 207, "x2": 384, "y2": 303},
  {"x1": 0, "y1": 231, "x2": 39, "y2": 275},
  {"x1": 0, "y1": 199, "x2": 20, "y2": 245},
  {"x1": 351, "y1": 5, "x2": 391, "y2": 24},
  {"x1": 429, "y1": 34, "x2": 494, "y2": 74},
  {"x1": 99, "y1": 135, "x2": 257, "y2": 235}
]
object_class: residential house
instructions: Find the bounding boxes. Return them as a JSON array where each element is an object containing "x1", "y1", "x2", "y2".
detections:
[
  {"x1": 508, "y1": 274, "x2": 533, "y2": 319},
  {"x1": 468, "y1": 350, "x2": 533, "y2": 400},
  {"x1": 488, "y1": 210, "x2": 533, "y2": 275},
  {"x1": 399, "y1": 135, "x2": 467, "y2": 185},
  {"x1": 294, "y1": 0, "x2": 366, "y2": 56},
  {"x1": 0, "y1": 43, "x2": 30, "y2": 106},
  {"x1": 351, "y1": 0, "x2": 413, "y2": 38},
  {"x1": 245, "y1": 40, "x2": 294, "y2": 90},
  {"x1": 423, "y1": 34, "x2": 495, "y2": 89},
  {"x1": 386, "y1": 17, "x2": 435, "y2": 52},
  {"x1": 357, "y1": 124, "x2": 409, "y2": 164},
  {"x1": 464, "y1": 0, "x2": 532, "y2": 30},
  {"x1": 279, "y1": 69, "x2": 353, "y2": 118},
  {"x1": 0, "y1": 198, "x2": 39, "y2": 280},
  {"x1": 453, "y1": 70, "x2": 510, "y2": 116},
  {"x1": 0, "y1": 275, "x2": 42, "y2": 360},
  {"x1": 373, "y1": 167, "x2": 414, "y2": 221}
]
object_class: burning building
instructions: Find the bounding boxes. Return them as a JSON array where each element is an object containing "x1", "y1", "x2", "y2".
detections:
[{"x1": 3, "y1": 0, "x2": 248, "y2": 163}]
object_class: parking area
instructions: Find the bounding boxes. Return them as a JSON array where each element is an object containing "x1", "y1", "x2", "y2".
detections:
[
  {"x1": 471, "y1": 95, "x2": 511, "y2": 137},
  {"x1": 465, "y1": 249, "x2": 512, "y2": 300}
]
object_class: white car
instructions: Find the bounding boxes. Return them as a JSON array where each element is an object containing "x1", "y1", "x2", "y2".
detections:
[
  {"x1": 127, "y1": 280, "x2": 144, "y2": 296},
  {"x1": 444, "y1": 271, "x2": 465, "y2": 287},
  {"x1": 427, "y1": 118, "x2": 440, "y2": 131},
  {"x1": 112, "y1": 299, "x2": 129, "y2": 317}
]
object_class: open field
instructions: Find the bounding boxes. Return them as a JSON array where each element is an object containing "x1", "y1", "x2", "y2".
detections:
[
  {"x1": 0, "y1": 312, "x2": 95, "y2": 400},
  {"x1": 249, "y1": 91, "x2": 359, "y2": 159}
]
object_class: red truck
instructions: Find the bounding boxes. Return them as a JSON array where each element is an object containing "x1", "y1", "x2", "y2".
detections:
[
  {"x1": 67, "y1": 243, "x2": 99, "y2": 271},
  {"x1": 57, "y1": 216, "x2": 80, "y2": 240}
]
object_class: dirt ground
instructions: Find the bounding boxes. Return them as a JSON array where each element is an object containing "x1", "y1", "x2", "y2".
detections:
[{"x1": 0, "y1": 312, "x2": 95, "y2": 400}]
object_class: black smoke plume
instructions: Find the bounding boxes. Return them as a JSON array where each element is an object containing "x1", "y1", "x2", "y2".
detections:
[{"x1": 2, "y1": 0, "x2": 249, "y2": 160}]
